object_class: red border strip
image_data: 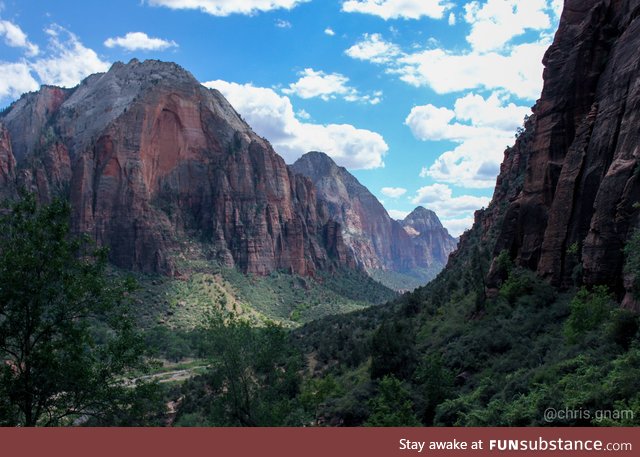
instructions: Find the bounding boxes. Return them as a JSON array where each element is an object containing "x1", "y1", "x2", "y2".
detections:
[{"x1": 1, "y1": 427, "x2": 638, "y2": 457}]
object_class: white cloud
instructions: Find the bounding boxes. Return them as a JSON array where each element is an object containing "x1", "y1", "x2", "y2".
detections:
[
  {"x1": 346, "y1": 33, "x2": 550, "y2": 100},
  {"x1": 345, "y1": 33, "x2": 401, "y2": 64},
  {"x1": 0, "y1": 62, "x2": 39, "y2": 98},
  {"x1": 0, "y1": 19, "x2": 39, "y2": 56},
  {"x1": 448, "y1": 12, "x2": 456, "y2": 25},
  {"x1": 341, "y1": 0, "x2": 451, "y2": 20},
  {"x1": 394, "y1": 40, "x2": 550, "y2": 100},
  {"x1": 381, "y1": 187, "x2": 407, "y2": 198},
  {"x1": 104, "y1": 32, "x2": 177, "y2": 51},
  {"x1": 275, "y1": 19, "x2": 292, "y2": 28},
  {"x1": 411, "y1": 183, "x2": 490, "y2": 219},
  {"x1": 550, "y1": 0, "x2": 563, "y2": 18},
  {"x1": 406, "y1": 92, "x2": 530, "y2": 188},
  {"x1": 324, "y1": 27, "x2": 335, "y2": 36},
  {"x1": 283, "y1": 68, "x2": 382, "y2": 104},
  {"x1": 440, "y1": 216, "x2": 474, "y2": 237},
  {"x1": 387, "y1": 209, "x2": 409, "y2": 220},
  {"x1": 454, "y1": 91, "x2": 529, "y2": 130},
  {"x1": 147, "y1": 0, "x2": 309, "y2": 16},
  {"x1": 423, "y1": 137, "x2": 508, "y2": 188},
  {"x1": 296, "y1": 109, "x2": 310, "y2": 120},
  {"x1": 464, "y1": 0, "x2": 551, "y2": 52},
  {"x1": 283, "y1": 68, "x2": 350, "y2": 100},
  {"x1": 203, "y1": 79, "x2": 388, "y2": 169},
  {"x1": 32, "y1": 25, "x2": 110, "y2": 88}
]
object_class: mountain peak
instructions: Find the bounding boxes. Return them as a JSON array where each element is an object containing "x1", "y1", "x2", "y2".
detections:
[
  {"x1": 403, "y1": 206, "x2": 445, "y2": 232},
  {"x1": 292, "y1": 151, "x2": 342, "y2": 177}
]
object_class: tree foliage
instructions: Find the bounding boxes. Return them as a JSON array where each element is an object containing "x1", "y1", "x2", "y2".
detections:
[
  {"x1": 364, "y1": 375, "x2": 421, "y2": 426},
  {"x1": 624, "y1": 230, "x2": 640, "y2": 298},
  {"x1": 0, "y1": 195, "x2": 151, "y2": 426},
  {"x1": 176, "y1": 313, "x2": 304, "y2": 426}
]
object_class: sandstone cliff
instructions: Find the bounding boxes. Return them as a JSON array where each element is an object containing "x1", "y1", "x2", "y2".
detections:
[
  {"x1": 478, "y1": 0, "x2": 640, "y2": 308},
  {"x1": 401, "y1": 206, "x2": 458, "y2": 268},
  {"x1": 290, "y1": 152, "x2": 457, "y2": 284},
  {"x1": 0, "y1": 59, "x2": 353, "y2": 275}
]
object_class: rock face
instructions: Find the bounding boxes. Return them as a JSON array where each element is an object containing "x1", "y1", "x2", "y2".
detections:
[
  {"x1": 290, "y1": 152, "x2": 457, "y2": 279},
  {"x1": 485, "y1": 0, "x2": 640, "y2": 306},
  {"x1": 401, "y1": 207, "x2": 458, "y2": 268},
  {"x1": 0, "y1": 59, "x2": 353, "y2": 275}
]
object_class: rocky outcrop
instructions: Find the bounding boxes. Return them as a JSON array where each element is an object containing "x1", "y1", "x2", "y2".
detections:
[
  {"x1": 486, "y1": 0, "x2": 640, "y2": 303},
  {"x1": 0, "y1": 59, "x2": 353, "y2": 275},
  {"x1": 401, "y1": 207, "x2": 458, "y2": 268},
  {"x1": 0, "y1": 123, "x2": 16, "y2": 199},
  {"x1": 290, "y1": 152, "x2": 457, "y2": 280}
]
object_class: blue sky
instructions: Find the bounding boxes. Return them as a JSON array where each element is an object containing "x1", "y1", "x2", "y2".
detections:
[{"x1": 0, "y1": 0, "x2": 562, "y2": 236}]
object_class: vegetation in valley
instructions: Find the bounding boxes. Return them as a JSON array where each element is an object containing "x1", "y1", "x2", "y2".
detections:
[
  {"x1": 2, "y1": 196, "x2": 639, "y2": 427},
  {"x1": 0, "y1": 195, "x2": 162, "y2": 426},
  {"x1": 284, "y1": 227, "x2": 640, "y2": 427},
  {"x1": 367, "y1": 265, "x2": 445, "y2": 292},
  {"x1": 128, "y1": 262, "x2": 396, "y2": 330}
]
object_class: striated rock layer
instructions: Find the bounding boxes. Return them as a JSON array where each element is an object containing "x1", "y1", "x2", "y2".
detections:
[
  {"x1": 290, "y1": 152, "x2": 457, "y2": 278},
  {"x1": 0, "y1": 59, "x2": 354, "y2": 276},
  {"x1": 481, "y1": 0, "x2": 640, "y2": 308}
]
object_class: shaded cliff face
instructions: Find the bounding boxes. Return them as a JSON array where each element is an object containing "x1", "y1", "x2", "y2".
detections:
[
  {"x1": 401, "y1": 207, "x2": 458, "y2": 267},
  {"x1": 0, "y1": 59, "x2": 353, "y2": 275},
  {"x1": 290, "y1": 152, "x2": 457, "y2": 280},
  {"x1": 485, "y1": 0, "x2": 640, "y2": 307}
]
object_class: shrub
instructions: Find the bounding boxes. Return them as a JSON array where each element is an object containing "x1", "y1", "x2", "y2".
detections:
[{"x1": 565, "y1": 286, "x2": 614, "y2": 343}]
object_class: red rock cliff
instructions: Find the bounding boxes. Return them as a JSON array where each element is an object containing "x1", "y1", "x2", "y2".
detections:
[
  {"x1": 0, "y1": 59, "x2": 353, "y2": 275},
  {"x1": 486, "y1": 0, "x2": 640, "y2": 305}
]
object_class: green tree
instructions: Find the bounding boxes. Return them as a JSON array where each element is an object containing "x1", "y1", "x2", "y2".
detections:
[
  {"x1": 414, "y1": 354, "x2": 454, "y2": 425},
  {"x1": 187, "y1": 313, "x2": 303, "y2": 426},
  {"x1": 365, "y1": 375, "x2": 421, "y2": 426},
  {"x1": 370, "y1": 320, "x2": 416, "y2": 380},
  {"x1": 564, "y1": 286, "x2": 614, "y2": 343},
  {"x1": 0, "y1": 195, "x2": 150, "y2": 426},
  {"x1": 624, "y1": 230, "x2": 640, "y2": 298}
]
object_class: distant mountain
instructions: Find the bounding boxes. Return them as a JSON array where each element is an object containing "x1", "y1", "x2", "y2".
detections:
[
  {"x1": 401, "y1": 206, "x2": 458, "y2": 268},
  {"x1": 290, "y1": 151, "x2": 457, "y2": 289},
  {"x1": 0, "y1": 59, "x2": 355, "y2": 276}
]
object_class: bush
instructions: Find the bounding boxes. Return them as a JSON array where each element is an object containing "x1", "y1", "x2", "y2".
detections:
[
  {"x1": 565, "y1": 286, "x2": 614, "y2": 343},
  {"x1": 624, "y1": 230, "x2": 640, "y2": 298}
]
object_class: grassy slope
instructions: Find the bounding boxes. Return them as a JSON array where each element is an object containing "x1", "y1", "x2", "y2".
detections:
[{"x1": 127, "y1": 263, "x2": 396, "y2": 330}]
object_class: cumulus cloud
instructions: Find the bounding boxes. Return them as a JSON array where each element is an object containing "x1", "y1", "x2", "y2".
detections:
[
  {"x1": 341, "y1": 0, "x2": 451, "y2": 20},
  {"x1": 395, "y1": 40, "x2": 549, "y2": 100},
  {"x1": 324, "y1": 27, "x2": 335, "y2": 36},
  {"x1": 411, "y1": 183, "x2": 490, "y2": 220},
  {"x1": 104, "y1": 32, "x2": 178, "y2": 51},
  {"x1": 345, "y1": 33, "x2": 401, "y2": 65},
  {"x1": 147, "y1": 0, "x2": 309, "y2": 16},
  {"x1": 381, "y1": 187, "x2": 407, "y2": 198},
  {"x1": 0, "y1": 62, "x2": 39, "y2": 98},
  {"x1": 387, "y1": 209, "x2": 409, "y2": 220},
  {"x1": 283, "y1": 68, "x2": 382, "y2": 104},
  {"x1": 203, "y1": 79, "x2": 388, "y2": 169},
  {"x1": 448, "y1": 12, "x2": 456, "y2": 26},
  {"x1": 0, "y1": 19, "x2": 39, "y2": 56},
  {"x1": 0, "y1": 23, "x2": 109, "y2": 101},
  {"x1": 464, "y1": 0, "x2": 552, "y2": 52},
  {"x1": 440, "y1": 216, "x2": 474, "y2": 237},
  {"x1": 406, "y1": 92, "x2": 530, "y2": 188},
  {"x1": 32, "y1": 25, "x2": 110, "y2": 88},
  {"x1": 346, "y1": 31, "x2": 551, "y2": 100}
]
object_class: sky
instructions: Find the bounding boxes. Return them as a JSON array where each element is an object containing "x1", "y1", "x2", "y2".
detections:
[{"x1": 0, "y1": 0, "x2": 563, "y2": 236}]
